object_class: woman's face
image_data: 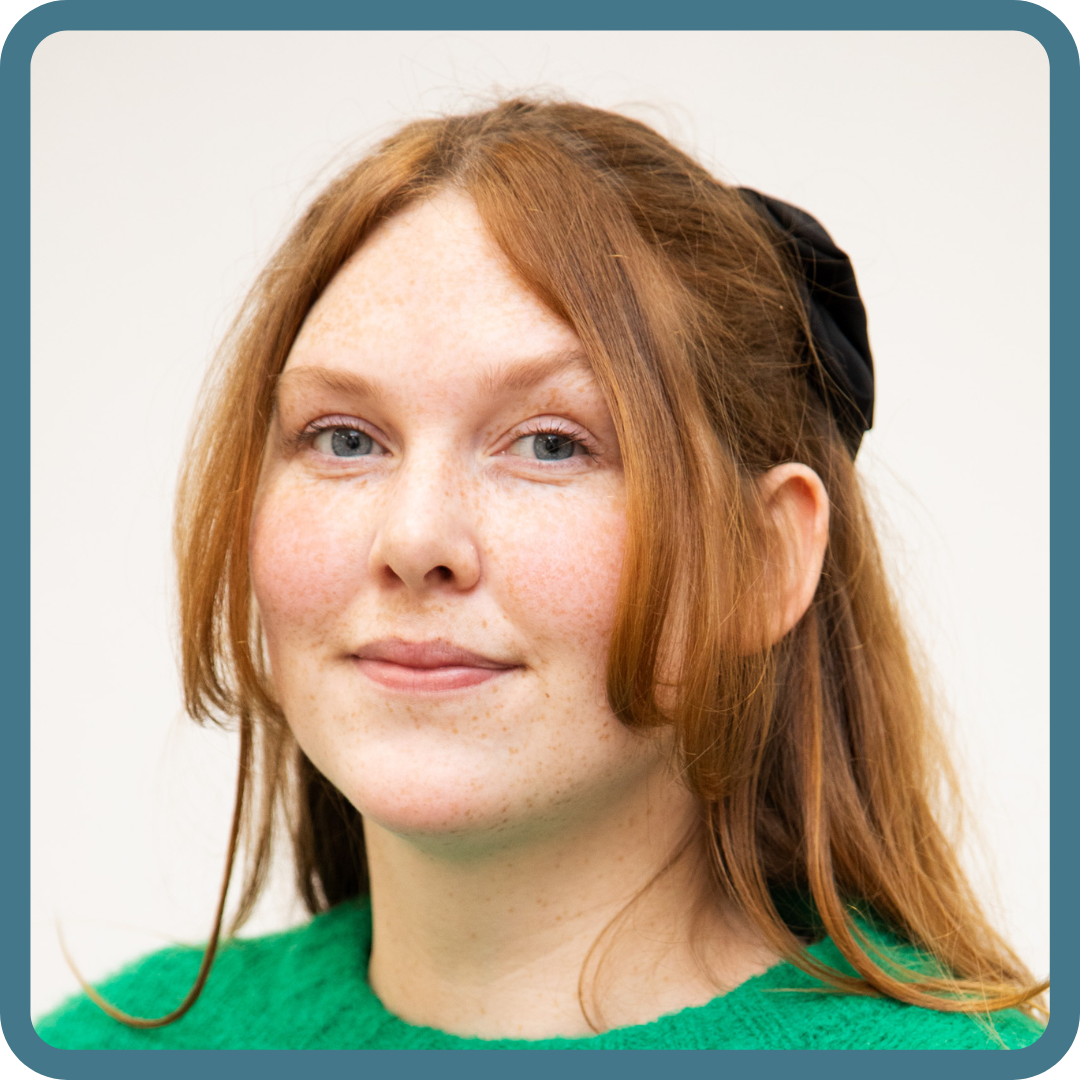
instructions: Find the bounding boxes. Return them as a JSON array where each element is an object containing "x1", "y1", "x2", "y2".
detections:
[{"x1": 251, "y1": 192, "x2": 673, "y2": 850}]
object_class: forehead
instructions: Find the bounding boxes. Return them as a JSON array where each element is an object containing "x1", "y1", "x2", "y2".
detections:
[{"x1": 287, "y1": 191, "x2": 582, "y2": 382}]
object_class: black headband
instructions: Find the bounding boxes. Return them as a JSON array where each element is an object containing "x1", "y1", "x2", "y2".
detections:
[{"x1": 738, "y1": 188, "x2": 874, "y2": 455}]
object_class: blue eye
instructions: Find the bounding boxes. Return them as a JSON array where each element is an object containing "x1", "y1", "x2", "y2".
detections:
[
  {"x1": 531, "y1": 433, "x2": 577, "y2": 460},
  {"x1": 314, "y1": 427, "x2": 376, "y2": 457},
  {"x1": 509, "y1": 429, "x2": 587, "y2": 462}
]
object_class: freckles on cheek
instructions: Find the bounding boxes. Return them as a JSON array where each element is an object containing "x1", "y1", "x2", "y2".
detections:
[
  {"x1": 249, "y1": 485, "x2": 366, "y2": 637},
  {"x1": 497, "y1": 498, "x2": 627, "y2": 649}
]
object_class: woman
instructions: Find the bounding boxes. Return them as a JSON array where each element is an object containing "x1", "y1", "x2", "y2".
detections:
[{"x1": 37, "y1": 98, "x2": 1047, "y2": 1049}]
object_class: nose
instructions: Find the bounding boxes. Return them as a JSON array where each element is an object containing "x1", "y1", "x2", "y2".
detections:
[{"x1": 367, "y1": 454, "x2": 481, "y2": 593}]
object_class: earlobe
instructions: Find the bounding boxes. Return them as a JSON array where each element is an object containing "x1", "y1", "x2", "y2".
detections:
[{"x1": 757, "y1": 463, "x2": 830, "y2": 645}]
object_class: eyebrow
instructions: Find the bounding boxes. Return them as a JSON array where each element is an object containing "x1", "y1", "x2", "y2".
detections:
[
  {"x1": 476, "y1": 350, "x2": 593, "y2": 397},
  {"x1": 273, "y1": 365, "x2": 379, "y2": 407},
  {"x1": 273, "y1": 350, "x2": 593, "y2": 407}
]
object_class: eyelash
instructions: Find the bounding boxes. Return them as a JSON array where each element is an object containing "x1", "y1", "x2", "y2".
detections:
[
  {"x1": 293, "y1": 416, "x2": 596, "y2": 459},
  {"x1": 512, "y1": 419, "x2": 595, "y2": 458},
  {"x1": 294, "y1": 415, "x2": 381, "y2": 451}
]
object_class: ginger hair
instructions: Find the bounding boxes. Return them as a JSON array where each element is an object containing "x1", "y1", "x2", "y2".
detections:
[{"x1": 84, "y1": 98, "x2": 1046, "y2": 1029}]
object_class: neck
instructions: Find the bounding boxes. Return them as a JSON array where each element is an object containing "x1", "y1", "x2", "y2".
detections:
[{"x1": 363, "y1": 778, "x2": 776, "y2": 1039}]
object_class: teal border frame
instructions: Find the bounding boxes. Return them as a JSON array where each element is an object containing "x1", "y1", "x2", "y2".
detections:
[{"x1": 3, "y1": 3, "x2": 1074, "y2": 1077}]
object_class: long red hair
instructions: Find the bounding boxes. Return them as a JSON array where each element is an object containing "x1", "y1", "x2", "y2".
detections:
[{"x1": 80, "y1": 98, "x2": 1046, "y2": 1030}]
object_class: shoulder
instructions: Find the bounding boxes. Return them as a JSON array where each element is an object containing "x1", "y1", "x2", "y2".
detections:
[
  {"x1": 741, "y1": 980, "x2": 1045, "y2": 1049},
  {"x1": 34, "y1": 899, "x2": 373, "y2": 1049},
  {"x1": 608, "y1": 921, "x2": 1045, "y2": 1050},
  {"x1": 718, "y1": 929, "x2": 1046, "y2": 1050}
]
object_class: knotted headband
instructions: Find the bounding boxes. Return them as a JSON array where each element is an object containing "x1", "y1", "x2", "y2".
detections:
[{"x1": 738, "y1": 188, "x2": 874, "y2": 455}]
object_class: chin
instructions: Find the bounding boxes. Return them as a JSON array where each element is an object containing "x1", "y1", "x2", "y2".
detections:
[
  {"x1": 312, "y1": 741, "x2": 533, "y2": 842},
  {"x1": 284, "y1": 689, "x2": 661, "y2": 853},
  {"x1": 354, "y1": 789, "x2": 558, "y2": 858},
  {"x1": 334, "y1": 740, "x2": 661, "y2": 861}
]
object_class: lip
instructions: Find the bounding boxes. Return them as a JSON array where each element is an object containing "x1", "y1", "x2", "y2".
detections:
[{"x1": 351, "y1": 639, "x2": 521, "y2": 692}]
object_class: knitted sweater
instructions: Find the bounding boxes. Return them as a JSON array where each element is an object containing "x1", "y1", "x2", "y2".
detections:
[{"x1": 36, "y1": 899, "x2": 1043, "y2": 1049}]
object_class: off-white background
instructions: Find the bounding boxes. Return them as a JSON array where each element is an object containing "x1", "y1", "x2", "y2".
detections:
[{"x1": 29, "y1": 30, "x2": 1049, "y2": 1024}]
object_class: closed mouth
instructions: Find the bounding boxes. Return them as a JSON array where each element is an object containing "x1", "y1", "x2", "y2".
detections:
[{"x1": 351, "y1": 639, "x2": 520, "y2": 692}]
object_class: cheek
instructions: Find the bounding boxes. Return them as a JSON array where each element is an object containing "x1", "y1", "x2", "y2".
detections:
[
  {"x1": 249, "y1": 478, "x2": 367, "y2": 643},
  {"x1": 249, "y1": 471, "x2": 626, "y2": 675},
  {"x1": 491, "y1": 489, "x2": 627, "y2": 663}
]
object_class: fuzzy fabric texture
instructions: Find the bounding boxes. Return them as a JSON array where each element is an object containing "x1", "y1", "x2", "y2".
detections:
[{"x1": 36, "y1": 898, "x2": 1044, "y2": 1050}]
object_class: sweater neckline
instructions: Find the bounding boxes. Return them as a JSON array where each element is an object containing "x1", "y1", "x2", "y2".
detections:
[{"x1": 339, "y1": 897, "x2": 830, "y2": 1047}]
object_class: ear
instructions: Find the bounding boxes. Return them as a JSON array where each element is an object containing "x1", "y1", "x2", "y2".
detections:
[{"x1": 757, "y1": 462, "x2": 830, "y2": 645}]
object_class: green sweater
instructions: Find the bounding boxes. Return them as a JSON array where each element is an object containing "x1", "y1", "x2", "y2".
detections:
[{"x1": 36, "y1": 899, "x2": 1043, "y2": 1050}]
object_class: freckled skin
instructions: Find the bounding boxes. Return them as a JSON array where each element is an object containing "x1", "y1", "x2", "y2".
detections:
[
  {"x1": 249, "y1": 193, "x2": 779, "y2": 1038},
  {"x1": 251, "y1": 193, "x2": 664, "y2": 849}
]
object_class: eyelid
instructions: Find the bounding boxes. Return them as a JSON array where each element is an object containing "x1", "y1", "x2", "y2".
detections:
[
  {"x1": 304, "y1": 413, "x2": 371, "y2": 432},
  {"x1": 287, "y1": 413, "x2": 601, "y2": 461},
  {"x1": 508, "y1": 416, "x2": 598, "y2": 456},
  {"x1": 297, "y1": 414, "x2": 391, "y2": 455}
]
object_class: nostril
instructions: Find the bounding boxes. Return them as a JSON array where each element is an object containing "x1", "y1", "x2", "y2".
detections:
[{"x1": 435, "y1": 565, "x2": 452, "y2": 581}]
